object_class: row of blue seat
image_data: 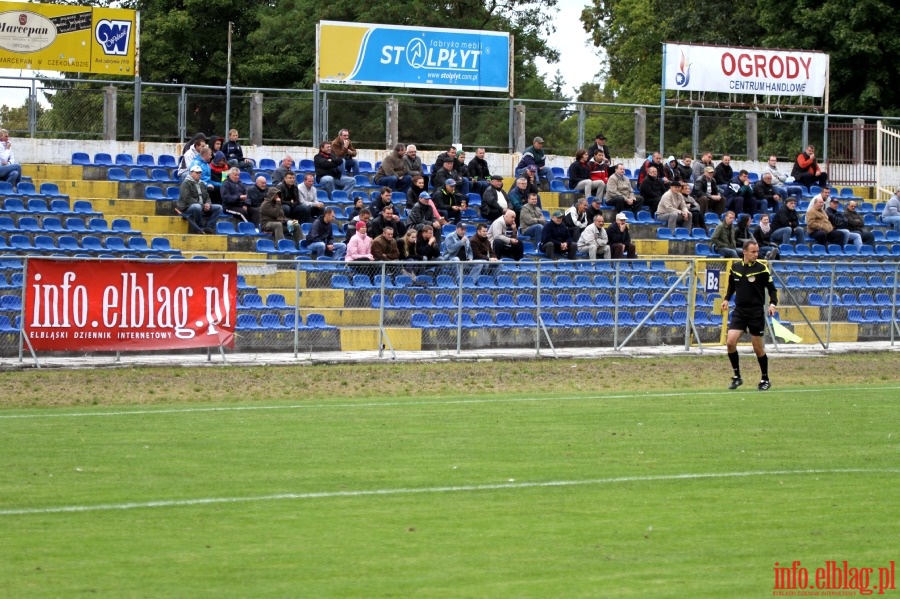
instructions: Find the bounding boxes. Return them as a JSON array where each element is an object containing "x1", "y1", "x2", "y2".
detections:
[
  {"x1": 0, "y1": 181, "x2": 68, "y2": 199},
  {"x1": 808, "y1": 292, "x2": 899, "y2": 307},
  {"x1": 0, "y1": 234, "x2": 179, "y2": 255},
  {"x1": 783, "y1": 275, "x2": 897, "y2": 289},
  {"x1": 371, "y1": 291, "x2": 698, "y2": 310},
  {"x1": 0, "y1": 198, "x2": 100, "y2": 217},
  {"x1": 0, "y1": 216, "x2": 137, "y2": 235},
  {"x1": 236, "y1": 312, "x2": 335, "y2": 330},
  {"x1": 847, "y1": 308, "x2": 899, "y2": 324},
  {"x1": 410, "y1": 309, "x2": 750, "y2": 330}
]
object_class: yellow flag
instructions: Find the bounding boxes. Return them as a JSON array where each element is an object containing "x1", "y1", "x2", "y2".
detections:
[{"x1": 771, "y1": 318, "x2": 803, "y2": 343}]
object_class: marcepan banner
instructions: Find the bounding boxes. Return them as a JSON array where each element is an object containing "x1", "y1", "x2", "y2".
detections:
[{"x1": 0, "y1": 1, "x2": 137, "y2": 74}]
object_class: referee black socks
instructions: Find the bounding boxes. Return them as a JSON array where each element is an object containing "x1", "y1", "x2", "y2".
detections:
[
  {"x1": 728, "y1": 351, "x2": 740, "y2": 377},
  {"x1": 757, "y1": 354, "x2": 769, "y2": 380}
]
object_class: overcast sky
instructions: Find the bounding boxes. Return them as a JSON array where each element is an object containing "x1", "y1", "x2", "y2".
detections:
[{"x1": 534, "y1": 1, "x2": 601, "y2": 97}]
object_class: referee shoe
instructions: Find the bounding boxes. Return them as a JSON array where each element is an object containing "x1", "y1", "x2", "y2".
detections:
[
  {"x1": 757, "y1": 379, "x2": 771, "y2": 391},
  {"x1": 728, "y1": 375, "x2": 743, "y2": 390}
]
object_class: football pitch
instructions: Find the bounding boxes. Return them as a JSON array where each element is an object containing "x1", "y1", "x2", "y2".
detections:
[{"x1": 1, "y1": 360, "x2": 898, "y2": 597}]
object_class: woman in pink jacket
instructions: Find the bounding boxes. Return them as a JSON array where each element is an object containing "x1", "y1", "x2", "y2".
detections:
[{"x1": 346, "y1": 220, "x2": 374, "y2": 261}]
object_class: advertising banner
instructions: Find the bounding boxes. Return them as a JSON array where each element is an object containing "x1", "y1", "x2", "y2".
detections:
[
  {"x1": 0, "y1": 1, "x2": 136, "y2": 74},
  {"x1": 24, "y1": 259, "x2": 236, "y2": 352},
  {"x1": 318, "y1": 20, "x2": 510, "y2": 92},
  {"x1": 663, "y1": 43, "x2": 828, "y2": 98}
]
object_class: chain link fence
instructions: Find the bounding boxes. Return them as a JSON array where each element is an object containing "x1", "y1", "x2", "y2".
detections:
[{"x1": 1, "y1": 257, "x2": 897, "y2": 362}]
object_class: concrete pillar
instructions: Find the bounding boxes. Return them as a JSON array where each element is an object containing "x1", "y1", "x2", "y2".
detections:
[
  {"x1": 386, "y1": 97, "x2": 399, "y2": 149},
  {"x1": 634, "y1": 107, "x2": 646, "y2": 160},
  {"x1": 513, "y1": 104, "x2": 526, "y2": 153},
  {"x1": 249, "y1": 92, "x2": 263, "y2": 146},
  {"x1": 103, "y1": 86, "x2": 117, "y2": 141},
  {"x1": 852, "y1": 118, "x2": 865, "y2": 165},
  {"x1": 746, "y1": 112, "x2": 758, "y2": 162}
]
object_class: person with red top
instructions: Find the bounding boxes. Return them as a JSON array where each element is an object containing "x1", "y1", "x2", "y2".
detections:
[{"x1": 791, "y1": 144, "x2": 828, "y2": 188}]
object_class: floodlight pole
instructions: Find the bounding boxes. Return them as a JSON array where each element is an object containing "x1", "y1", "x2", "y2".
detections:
[
  {"x1": 659, "y1": 43, "x2": 666, "y2": 154},
  {"x1": 225, "y1": 22, "x2": 233, "y2": 135}
]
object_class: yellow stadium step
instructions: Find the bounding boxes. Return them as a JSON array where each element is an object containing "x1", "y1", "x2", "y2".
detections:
[
  {"x1": 244, "y1": 271, "x2": 304, "y2": 289},
  {"x1": 92, "y1": 198, "x2": 160, "y2": 217},
  {"x1": 27, "y1": 179, "x2": 120, "y2": 199},
  {"x1": 777, "y1": 306, "x2": 821, "y2": 321},
  {"x1": 153, "y1": 233, "x2": 229, "y2": 252},
  {"x1": 340, "y1": 327, "x2": 422, "y2": 351},
  {"x1": 22, "y1": 164, "x2": 84, "y2": 181},
  {"x1": 791, "y1": 322, "x2": 859, "y2": 342}
]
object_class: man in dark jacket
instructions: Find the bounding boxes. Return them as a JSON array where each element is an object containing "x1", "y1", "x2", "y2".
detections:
[
  {"x1": 638, "y1": 165, "x2": 666, "y2": 215},
  {"x1": 313, "y1": 141, "x2": 355, "y2": 200},
  {"x1": 177, "y1": 164, "x2": 222, "y2": 233},
  {"x1": 770, "y1": 197, "x2": 805, "y2": 245},
  {"x1": 367, "y1": 204, "x2": 406, "y2": 240},
  {"x1": 480, "y1": 175, "x2": 508, "y2": 223},
  {"x1": 607, "y1": 212, "x2": 637, "y2": 259},
  {"x1": 541, "y1": 211, "x2": 577, "y2": 260},
  {"x1": 844, "y1": 201, "x2": 875, "y2": 246},
  {"x1": 753, "y1": 172, "x2": 782, "y2": 213},
  {"x1": 307, "y1": 207, "x2": 347, "y2": 260}
]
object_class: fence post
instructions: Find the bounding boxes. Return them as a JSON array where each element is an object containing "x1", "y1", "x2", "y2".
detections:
[
  {"x1": 691, "y1": 110, "x2": 699, "y2": 158},
  {"x1": 386, "y1": 96, "x2": 399, "y2": 149},
  {"x1": 452, "y1": 98, "x2": 461, "y2": 145},
  {"x1": 852, "y1": 118, "x2": 865, "y2": 166},
  {"x1": 133, "y1": 77, "x2": 141, "y2": 141},
  {"x1": 249, "y1": 92, "x2": 263, "y2": 146},
  {"x1": 29, "y1": 79, "x2": 36, "y2": 138},
  {"x1": 746, "y1": 111, "x2": 758, "y2": 162},
  {"x1": 178, "y1": 86, "x2": 187, "y2": 142},
  {"x1": 577, "y1": 104, "x2": 585, "y2": 151},
  {"x1": 634, "y1": 107, "x2": 646, "y2": 160},
  {"x1": 513, "y1": 104, "x2": 526, "y2": 153},
  {"x1": 321, "y1": 91, "x2": 329, "y2": 143},
  {"x1": 103, "y1": 85, "x2": 117, "y2": 141}
]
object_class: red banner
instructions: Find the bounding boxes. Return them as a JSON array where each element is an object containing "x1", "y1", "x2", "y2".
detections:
[{"x1": 24, "y1": 259, "x2": 237, "y2": 351}]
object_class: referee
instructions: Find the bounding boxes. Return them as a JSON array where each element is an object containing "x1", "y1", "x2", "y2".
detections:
[{"x1": 720, "y1": 240, "x2": 777, "y2": 391}]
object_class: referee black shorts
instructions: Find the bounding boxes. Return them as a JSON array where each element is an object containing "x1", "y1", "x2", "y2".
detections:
[{"x1": 728, "y1": 307, "x2": 766, "y2": 337}]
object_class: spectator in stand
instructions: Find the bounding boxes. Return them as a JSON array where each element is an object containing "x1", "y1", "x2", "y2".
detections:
[
  {"x1": 259, "y1": 187, "x2": 301, "y2": 246},
  {"x1": 403, "y1": 144, "x2": 423, "y2": 179},
  {"x1": 375, "y1": 143, "x2": 412, "y2": 192},
  {"x1": 806, "y1": 193, "x2": 847, "y2": 246},
  {"x1": 637, "y1": 151, "x2": 668, "y2": 187},
  {"x1": 692, "y1": 166, "x2": 724, "y2": 216},
  {"x1": 541, "y1": 210, "x2": 577, "y2": 260},
  {"x1": 681, "y1": 181, "x2": 704, "y2": 228},
  {"x1": 406, "y1": 175, "x2": 428, "y2": 209},
  {"x1": 563, "y1": 197, "x2": 590, "y2": 243},
  {"x1": 825, "y1": 195, "x2": 862, "y2": 249},
  {"x1": 519, "y1": 192, "x2": 546, "y2": 243},
  {"x1": 441, "y1": 222, "x2": 473, "y2": 266},
  {"x1": 677, "y1": 155, "x2": 694, "y2": 182},
  {"x1": 771, "y1": 197, "x2": 805, "y2": 245},
  {"x1": 753, "y1": 172, "x2": 782, "y2": 213},
  {"x1": 430, "y1": 146, "x2": 471, "y2": 194},
  {"x1": 730, "y1": 169, "x2": 756, "y2": 215},
  {"x1": 345, "y1": 209, "x2": 372, "y2": 243},
  {"x1": 844, "y1": 200, "x2": 875, "y2": 246},
  {"x1": 588, "y1": 148, "x2": 610, "y2": 190},
  {"x1": 221, "y1": 167, "x2": 249, "y2": 221},
  {"x1": 177, "y1": 164, "x2": 223, "y2": 233},
  {"x1": 471, "y1": 222, "x2": 499, "y2": 276},
  {"x1": 277, "y1": 171, "x2": 302, "y2": 221},
  {"x1": 457, "y1": 150, "x2": 484, "y2": 196},
  {"x1": 398, "y1": 227, "x2": 421, "y2": 266},
  {"x1": 515, "y1": 136, "x2": 553, "y2": 185},
  {"x1": 762, "y1": 155, "x2": 800, "y2": 199},
  {"x1": 368, "y1": 203, "x2": 405, "y2": 240},
  {"x1": 314, "y1": 140, "x2": 355, "y2": 200},
  {"x1": 587, "y1": 133, "x2": 612, "y2": 172},
  {"x1": 792, "y1": 144, "x2": 828, "y2": 188},
  {"x1": 506, "y1": 176, "x2": 531, "y2": 217},
  {"x1": 522, "y1": 165, "x2": 543, "y2": 205},
  {"x1": 294, "y1": 173, "x2": 325, "y2": 222},
  {"x1": 489, "y1": 210, "x2": 524, "y2": 261},
  {"x1": 692, "y1": 151, "x2": 713, "y2": 181},
  {"x1": 245, "y1": 175, "x2": 268, "y2": 226},
  {"x1": 209, "y1": 151, "x2": 229, "y2": 186},
  {"x1": 467, "y1": 147, "x2": 492, "y2": 195},
  {"x1": 577, "y1": 214, "x2": 611, "y2": 260},
  {"x1": 639, "y1": 164, "x2": 666, "y2": 214},
  {"x1": 607, "y1": 212, "x2": 638, "y2": 259},
  {"x1": 307, "y1": 207, "x2": 347, "y2": 260},
  {"x1": 346, "y1": 221, "x2": 375, "y2": 264},
  {"x1": 606, "y1": 163, "x2": 644, "y2": 218},
  {"x1": 272, "y1": 156, "x2": 294, "y2": 185},
  {"x1": 406, "y1": 191, "x2": 444, "y2": 239},
  {"x1": 190, "y1": 147, "x2": 222, "y2": 204},
  {"x1": 734, "y1": 214, "x2": 753, "y2": 247},
  {"x1": 882, "y1": 188, "x2": 900, "y2": 233},
  {"x1": 665, "y1": 156, "x2": 681, "y2": 183},
  {"x1": 223, "y1": 129, "x2": 253, "y2": 173},
  {"x1": 0, "y1": 128, "x2": 21, "y2": 190},
  {"x1": 331, "y1": 128, "x2": 359, "y2": 177},
  {"x1": 176, "y1": 133, "x2": 206, "y2": 180},
  {"x1": 752, "y1": 213, "x2": 780, "y2": 259},
  {"x1": 207, "y1": 136, "x2": 223, "y2": 156},
  {"x1": 714, "y1": 154, "x2": 734, "y2": 186},
  {"x1": 370, "y1": 186, "x2": 395, "y2": 219},
  {"x1": 348, "y1": 197, "x2": 366, "y2": 222},
  {"x1": 711, "y1": 211, "x2": 741, "y2": 258},
  {"x1": 415, "y1": 224, "x2": 441, "y2": 262},
  {"x1": 656, "y1": 180, "x2": 692, "y2": 232},
  {"x1": 433, "y1": 157, "x2": 464, "y2": 195},
  {"x1": 481, "y1": 175, "x2": 509, "y2": 223},
  {"x1": 371, "y1": 225, "x2": 400, "y2": 264},
  {"x1": 433, "y1": 178, "x2": 466, "y2": 224},
  {"x1": 568, "y1": 148, "x2": 605, "y2": 201}
]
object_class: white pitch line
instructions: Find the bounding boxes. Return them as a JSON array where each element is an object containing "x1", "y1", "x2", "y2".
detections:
[
  {"x1": 1, "y1": 468, "x2": 897, "y2": 517},
  {"x1": 2, "y1": 384, "x2": 900, "y2": 420}
]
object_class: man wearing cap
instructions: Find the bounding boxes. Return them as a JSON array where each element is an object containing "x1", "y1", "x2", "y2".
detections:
[
  {"x1": 540, "y1": 210, "x2": 577, "y2": 260},
  {"x1": 882, "y1": 189, "x2": 900, "y2": 233},
  {"x1": 587, "y1": 134, "x2": 611, "y2": 168},
  {"x1": 314, "y1": 140, "x2": 355, "y2": 200},
  {"x1": 606, "y1": 163, "x2": 644, "y2": 218},
  {"x1": 259, "y1": 187, "x2": 301, "y2": 246},
  {"x1": 307, "y1": 207, "x2": 347, "y2": 260},
  {"x1": 481, "y1": 175, "x2": 509, "y2": 223},
  {"x1": 177, "y1": 164, "x2": 223, "y2": 233},
  {"x1": 433, "y1": 156, "x2": 468, "y2": 195},
  {"x1": 489, "y1": 210, "x2": 524, "y2": 261},
  {"x1": 403, "y1": 145, "x2": 423, "y2": 179},
  {"x1": 519, "y1": 192, "x2": 546, "y2": 243},
  {"x1": 433, "y1": 178, "x2": 466, "y2": 224},
  {"x1": 515, "y1": 136, "x2": 554, "y2": 185},
  {"x1": 824, "y1": 193, "x2": 863, "y2": 249},
  {"x1": 770, "y1": 196, "x2": 805, "y2": 245},
  {"x1": 607, "y1": 213, "x2": 638, "y2": 259},
  {"x1": 691, "y1": 165, "x2": 724, "y2": 216},
  {"x1": 656, "y1": 180, "x2": 692, "y2": 232},
  {"x1": 375, "y1": 143, "x2": 412, "y2": 192},
  {"x1": 406, "y1": 191, "x2": 443, "y2": 238},
  {"x1": 577, "y1": 214, "x2": 611, "y2": 260}
]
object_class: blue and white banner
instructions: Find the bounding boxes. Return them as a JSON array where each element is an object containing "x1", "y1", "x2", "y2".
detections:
[{"x1": 317, "y1": 21, "x2": 510, "y2": 92}]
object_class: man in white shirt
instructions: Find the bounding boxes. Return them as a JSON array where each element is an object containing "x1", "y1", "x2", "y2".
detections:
[
  {"x1": 0, "y1": 129, "x2": 20, "y2": 190},
  {"x1": 762, "y1": 155, "x2": 802, "y2": 199}
]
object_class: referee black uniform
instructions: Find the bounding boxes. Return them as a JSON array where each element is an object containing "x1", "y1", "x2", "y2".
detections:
[{"x1": 723, "y1": 256, "x2": 778, "y2": 390}]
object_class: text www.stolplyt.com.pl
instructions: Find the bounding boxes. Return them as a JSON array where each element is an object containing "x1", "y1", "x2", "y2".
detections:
[{"x1": 774, "y1": 560, "x2": 896, "y2": 596}]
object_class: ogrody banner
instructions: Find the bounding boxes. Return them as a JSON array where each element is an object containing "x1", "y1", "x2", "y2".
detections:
[
  {"x1": 317, "y1": 20, "x2": 510, "y2": 92},
  {"x1": 664, "y1": 43, "x2": 828, "y2": 98},
  {"x1": 23, "y1": 259, "x2": 236, "y2": 351},
  {"x1": 0, "y1": 1, "x2": 137, "y2": 74}
]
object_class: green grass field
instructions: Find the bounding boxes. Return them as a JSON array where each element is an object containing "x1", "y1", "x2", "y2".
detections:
[{"x1": 1, "y1": 357, "x2": 899, "y2": 597}]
